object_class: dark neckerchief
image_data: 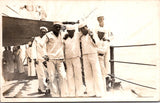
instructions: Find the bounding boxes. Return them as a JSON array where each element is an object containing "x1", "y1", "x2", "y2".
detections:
[{"x1": 97, "y1": 31, "x2": 105, "y2": 40}]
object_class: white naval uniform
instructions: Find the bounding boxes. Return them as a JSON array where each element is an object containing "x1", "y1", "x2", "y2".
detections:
[
  {"x1": 42, "y1": 31, "x2": 68, "y2": 97},
  {"x1": 3, "y1": 50, "x2": 14, "y2": 73},
  {"x1": 32, "y1": 36, "x2": 47, "y2": 92},
  {"x1": 26, "y1": 46, "x2": 36, "y2": 76},
  {"x1": 97, "y1": 38, "x2": 109, "y2": 90},
  {"x1": 96, "y1": 26, "x2": 111, "y2": 75},
  {"x1": 16, "y1": 48, "x2": 25, "y2": 73},
  {"x1": 80, "y1": 31, "x2": 104, "y2": 97},
  {"x1": 64, "y1": 30, "x2": 85, "y2": 97}
]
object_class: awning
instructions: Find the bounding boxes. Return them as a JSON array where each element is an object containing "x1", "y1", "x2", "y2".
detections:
[{"x1": 2, "y1": 16, "x2": 53, "y2": 46}]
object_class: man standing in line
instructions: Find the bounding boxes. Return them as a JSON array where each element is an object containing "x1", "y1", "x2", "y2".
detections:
[
  {"x1": 96, "y1": 15, "x2": 112, "y2": 91},
  {"x1": 63, "y1": 24, "x2": 85, "y2": 97},
  {"x1": 26, "y1": 41, "x2": 36, "y2": 77},
  {"x1": 96, "y1": 15, "x2": 109, "y2": 90},
  {"x1": 16, "y1": 46, "x2": 25, "y2": 74},
  {"x1": 78, "y1": 21, "x2": 104, "y2": 97},
  {"x1": 2, "y1": 47, "x2": 8, "y2": 81},
  {"x1": 3, "y1": 46, "x2": 14, "y2": 81},
  {"x1": 42, "y1": 22, "x2": 68, "y2": 97},
  {"x1": 32, "y1": 26, "x2": 48, "y2": 93}
]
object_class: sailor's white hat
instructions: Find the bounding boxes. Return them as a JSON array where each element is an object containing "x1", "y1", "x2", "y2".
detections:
[
  {"x1": 40, "y1": 26, "x2": 48, "y2": 31},
  {"x1": 66, "y1": 24, "x2": 77, "y2": 30},
  {"x1": 78, "y1": 19, "x2": 87, "y2": 28}
]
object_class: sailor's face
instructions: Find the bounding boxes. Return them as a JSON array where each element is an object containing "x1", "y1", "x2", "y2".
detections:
[
  {"x1": 53, "y1": 24, "x2": 61, "y2": 32},
  {"x1": 80, "y1": 26, "x2": 88, "y2": 35},
  {"x1": 67, "y1": 30, "x2": 75, "y2": 38},
  {"x1": 40, "y1": 29, "x2": 47, "y2": 35},
  {"x1": 98, "y1": 16, "x2": 104, "y2": 27}
]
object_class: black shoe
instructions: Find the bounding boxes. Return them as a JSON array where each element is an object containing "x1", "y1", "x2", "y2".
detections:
[
  {"x1": 45, "y1": 89, "x2": 50, "y2": 95},
  {"x1": 106, "y1": 86, "x2": 111, "y2": 91},
  {"x1": 84, "y1": 91, "x2": 87, "y2": 94},
  {"x1": 38, "y1": 88, "x2": 45, "y2": 94},
  {"x1": 106, "y1": 76, "x2": 112, "y2": 91}
]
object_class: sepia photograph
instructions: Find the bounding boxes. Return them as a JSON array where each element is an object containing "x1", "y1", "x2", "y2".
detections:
[{"x1": 0, "y1": 0, "x2": 160, "y2": 102}]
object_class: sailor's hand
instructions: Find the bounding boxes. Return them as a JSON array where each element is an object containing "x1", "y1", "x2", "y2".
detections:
[
  {"x1": 43, "y1": 55, "x2": 49, "y2": 61},
  {"x1": 89, "y1": 33, "x2": 93, "y2": 37},
  {"x1": 102, "y1": 38, "x2": 110, "y2": 42},
  {"x1": 3, "y1": 59, "x2": 7, "y2": 64},
  {"x1": 89, "y1": 32, "x2": 95, "y2": 43},
  {"x1": 88, "y1": 29, "x2": 93, "y2": 37},
  {"x1": 43, "y1": 61, "x2": 47, "y2": 68},
  {"x1": 28, "y1": 57, "x2": 32, "y2": 62},
  {"x1": 88, "y1": 29, "x2": 92, "y2": 34},
  {"x1": 34, "y1": 59, "x2": 39, "y2": 65}
]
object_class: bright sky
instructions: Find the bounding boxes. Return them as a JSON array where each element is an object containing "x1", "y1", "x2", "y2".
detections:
[
  {"x1": 40, "y1": 0, "x2": 159, "y2": 45},
  {"x1": 1, "y1": 0, "x2": 159, "y2": 45}
]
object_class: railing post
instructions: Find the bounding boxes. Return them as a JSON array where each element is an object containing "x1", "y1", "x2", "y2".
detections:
[{"x1": 110, "y1": 46, "x2": 115, "y2": 87}]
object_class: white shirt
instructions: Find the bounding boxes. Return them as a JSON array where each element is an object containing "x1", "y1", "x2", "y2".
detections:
[
  {"x1": 32, "y1": 36, "x2": 46, "y2": 60},
  {"x1": 26, "y1": 46, "x2": 35, "y2": 59},
  {"x1": 42, "y1": 31, "x2": 64, "y2": 59},
  {"x1": 64, "y1": 31, "x2": 81, "y2": 59},
  {"x1": 97, "y1": 40, "x2": 109, "y2": 55},
  {"x1": 95, "y1": 25, "x2": 113, "y2": 42},
  {"x1": 95, "y1": 26, "x2": 109, "y2": 54},
  {"x1": 80, "y1": 31, "x2": 100, "y2": 55}
]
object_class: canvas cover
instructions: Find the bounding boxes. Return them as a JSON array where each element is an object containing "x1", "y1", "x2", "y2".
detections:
[{"x1": 2, "y1": 16, "x2": 53, "y2": 46}]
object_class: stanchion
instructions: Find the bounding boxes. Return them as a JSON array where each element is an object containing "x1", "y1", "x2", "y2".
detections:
[{"x1": 110, "y1": 46, "x2": 116, "y2": 87}]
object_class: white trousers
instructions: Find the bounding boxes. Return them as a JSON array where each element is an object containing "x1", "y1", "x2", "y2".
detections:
[
  {"x1": 99, "y1": 56, "x2": 108, "y2": 91},
  {"x1": 6, "y1": 60, "x2": 14, "y2": 73},
  {"x1": 47, "y1": 60, "x2": 68, "y2": 97},
  {"x1": 36, "y1": 60, "x2": 47, "y2": 92},
  {"x1": 83, "y1": 54, "x2": 104, "y2": 97},
  {"x1": 66, "y1": 57, "x2": 85, "y2": 97},
  {"x1": 17, "y1": 56, "x2": 25, "y2": 73},
  {"x1": 28, "y1": 60, "x2": 36, "y2": 76},
  {"x1": 104, "y1": 47, "x2": 110, "y2": 74}
]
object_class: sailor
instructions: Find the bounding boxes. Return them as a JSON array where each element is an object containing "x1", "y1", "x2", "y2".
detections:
[
  {"x1": 25, "y1": 41, "x2": 36, "y2": 77},
  {"x1": 96, "y1": 15, "x2": 111, "y2": 91},
  {"x1": 78, "y1": 20, "x2": 104, "y2": 97},
  {"x1": 2, "y1": 47, "x2": 8, "y2": 81},
  {"x1": 32, "y1": 26, "x2": 48, "y2": 93},
  {"x1": 13, "y1": 46, "x2": 18, "y2": 73},
  {"x1": 42, "y1": 22, "x2": 68, "y2": 97},
  {"x1": 63, "y1": 24, "x2": 85, "y2": 97},
  {"x1": 3, "y1": 46, "x2": 14, "y2": 80},
  {"x1": 16, "y1": 46, "x2": 25, "y2": 73}
]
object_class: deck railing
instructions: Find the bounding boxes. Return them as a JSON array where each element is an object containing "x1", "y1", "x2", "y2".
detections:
[{"x1": 109, "y1": 43, "x2": 156, "y2": 90}]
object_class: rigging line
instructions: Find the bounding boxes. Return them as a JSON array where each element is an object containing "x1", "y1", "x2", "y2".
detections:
[
  {"x1": 6, "y1": 5, "x2": 22, "y2": 17},
  {"x1": 2, "y1": 13, "x2": 9, "y2": 17}
]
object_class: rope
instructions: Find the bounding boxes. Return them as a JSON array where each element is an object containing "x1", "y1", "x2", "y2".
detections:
[
  {"x1": 6, "y1": 5, "x2": 22, "y2": 17},
  {"x1": 111, "y1": 43, "x2": 156, "y2": 48},
  {"x1": 2, "y1": 13, "x2": 9, "y2": 16},
  {"x1": 110, "y1": 60, "x2": 156, "y2": 66},
  {"x1": 108, "y1": 74, "x2": 156, "y2": 90}
]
